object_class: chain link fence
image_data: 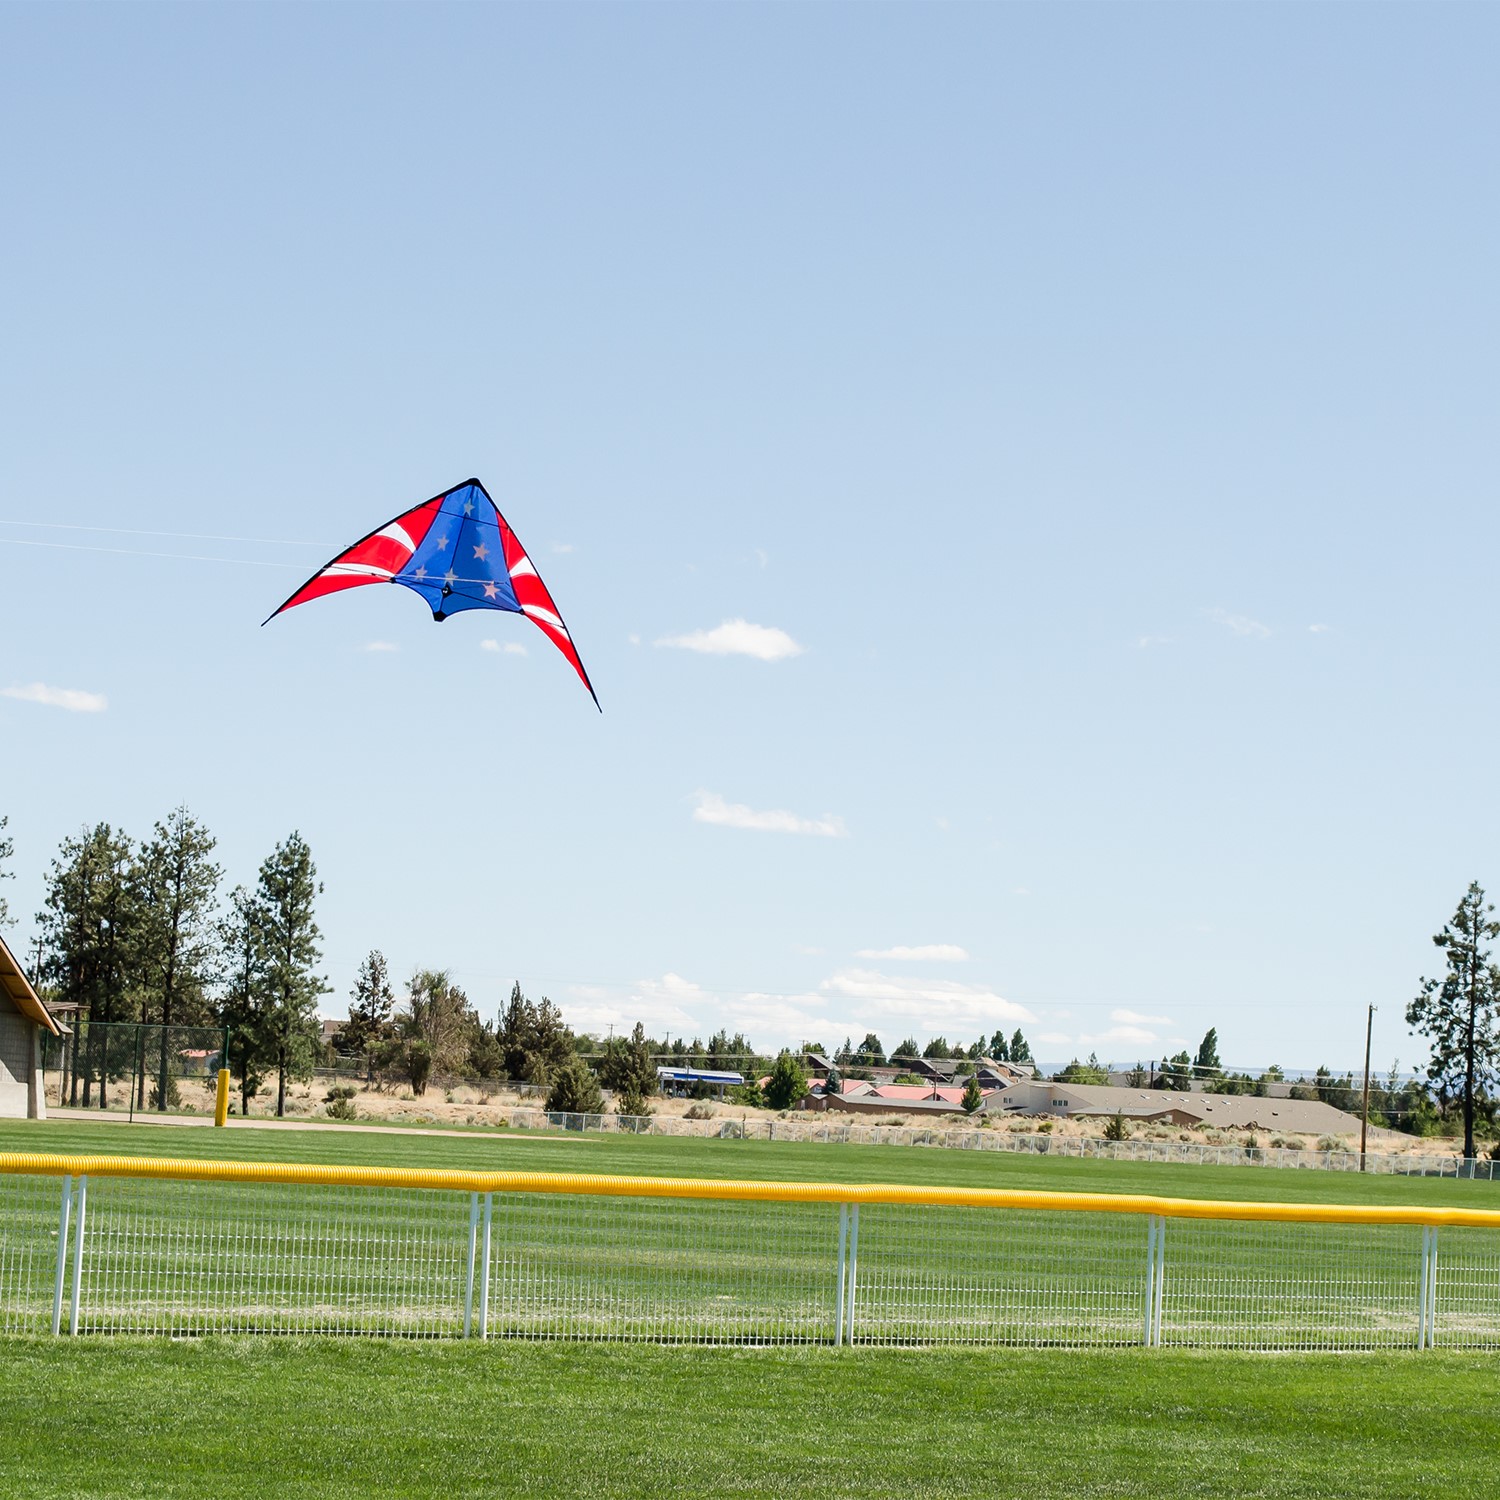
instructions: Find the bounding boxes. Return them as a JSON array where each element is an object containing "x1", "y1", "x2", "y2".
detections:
[{"x1": 42, "y1": 1022, "x2": 227, "y2": 1119}]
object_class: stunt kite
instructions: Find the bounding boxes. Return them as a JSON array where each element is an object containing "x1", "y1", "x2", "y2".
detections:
[{"x1": 265, "y1": 478, "x2": 599, "y2": 709}]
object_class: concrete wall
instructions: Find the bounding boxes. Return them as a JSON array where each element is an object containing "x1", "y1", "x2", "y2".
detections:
[{"x1": 0, "y1": 997, "x2": 43, "y2": 1119}]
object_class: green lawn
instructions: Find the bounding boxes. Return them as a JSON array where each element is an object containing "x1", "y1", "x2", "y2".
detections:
[
  {"x1": 4, "y1": 1115, "x2": 1496, "y2": 1207},
  {"x1": 0, "y1": 1339, "x2": 1494, "y2": 1499}
]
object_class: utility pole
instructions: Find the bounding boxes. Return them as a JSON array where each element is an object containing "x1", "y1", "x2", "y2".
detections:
[{"x1": 1360, "y1": 1004, "x2": 1376, "y2": 1172}]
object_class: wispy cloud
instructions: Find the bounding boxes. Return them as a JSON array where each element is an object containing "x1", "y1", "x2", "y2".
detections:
[
  {"x1": 1136, "y1": 635, "x2": 1172, "y2": 649},
  {"x1": 552, "y1": 542, "x2": 574, "y2": 555},
  {"x1": 1207, "y1": 608, "x2": 1271, "y2": 639},
  {"x1": 1308, "y1": 623, "x2": 1331, "y2": 634},
  {"x1": 657, "y1": 619, "x2": 804, "y2": 662},
  {"x1": 856, "y1": 944, "x2": 969, "y2": 963},
  {"x1": 692, "y1": 790, "x2": 847, "y2": 839},
  {"x1": 481, "y1": 639, "x2": 527, "y2": 656},
  {"x1": 1080, "y1": 1023, "x2": 1160, "y2": 1048},
  {"x1": 1037, "y1": 1031, "x2": 1072, "y2": 1047},
  {"x1": 754, "y1": 548, "x2": 769, "y2": 569},
  {"x1": 2, "y1": 682, "x2": 107, "y2": 713},
  {"x1": 1111, "y1": 1008, "x2": 1172, "y2": 1026},
  {"x1": 364, "y1": 641, "x2": 399, "y2": 653},
  {"x1": 562, "y1": 972, "x2": 706, "y2": 1036},
  {"x1": 819, "y1": 969, "x2": 1034, "y2": 1030}
]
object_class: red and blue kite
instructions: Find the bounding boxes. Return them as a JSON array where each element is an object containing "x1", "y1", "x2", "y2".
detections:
[{"x1": 266, "y1": 478, "x2": 599, "y2": 709}]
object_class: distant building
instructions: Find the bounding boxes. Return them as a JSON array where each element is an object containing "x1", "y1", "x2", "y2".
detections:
[
  {"x1": 0, "y1": 931, "x2": 60, "y2": 1119},
  {"x1": 656, "y1": 1066, "x2": 743, "y2": 1100}
]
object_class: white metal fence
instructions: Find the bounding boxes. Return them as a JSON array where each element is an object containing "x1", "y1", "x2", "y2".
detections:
[{"x1": 3, "y1": 1157, "x2": 1500, "y2": 1350}]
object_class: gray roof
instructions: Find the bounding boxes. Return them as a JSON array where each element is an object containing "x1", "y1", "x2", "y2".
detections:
[{"x1": 986, "y1": 1081, "x2": 1368, "y2": 1135}]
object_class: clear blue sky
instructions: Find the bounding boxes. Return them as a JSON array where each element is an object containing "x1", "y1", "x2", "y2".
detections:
[{"x1": 1, "y1": 3, "x2": 1495, "y2": 1075}]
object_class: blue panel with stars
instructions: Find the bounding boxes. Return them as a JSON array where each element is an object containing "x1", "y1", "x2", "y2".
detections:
[{"x1": 393, "y1": 482, "x2": 522, "y2": 619}]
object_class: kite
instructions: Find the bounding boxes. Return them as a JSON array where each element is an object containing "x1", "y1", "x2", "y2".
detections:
[{"x1": 265, "y1": 478, "x2": 599, "y2": 709}]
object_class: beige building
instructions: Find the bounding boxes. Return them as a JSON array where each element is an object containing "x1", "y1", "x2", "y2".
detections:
[{"x1": 0, "y1": 931, "x2": 60, "y2": 1118}]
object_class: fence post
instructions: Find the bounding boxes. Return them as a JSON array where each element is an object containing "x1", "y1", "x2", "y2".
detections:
[
  {"x1": 463, "y1": 1192, "x2": 480, "y2": 1337},
  {"x1": 478, "y1": 1192, "x2": 493, "y2": 1340},
  {"x1": 844, "y1": 1205, "x2": 860, "y2": 1345},
  {"x1": 1142, "y1": 1216, "x2": 1156, "y2": 1346},
  {"x1": 1150, "y1": 1215, "x2": 1166, "y2": 1347},
  {"x1": 50, "y1": 1174, "x2": 72, "y2": 1337},
  {"x1": 835, "y1": 1204, "x2": 848, "y2": 1346},
  {"x1": 68, "y1": 1175, "x2": 88, "y2": 1336},
  {"x1": 1418, "y1": 1226, "x2": 1439, "y2": 1350}
]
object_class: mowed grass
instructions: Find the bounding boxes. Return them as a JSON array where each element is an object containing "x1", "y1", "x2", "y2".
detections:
[
  {"x1": 3, "y1": 1115, "x2": 1495, "y2": 1207},
  {"x1": 0, "y1": 1338, "x2": 1495, "y2": 1500}
]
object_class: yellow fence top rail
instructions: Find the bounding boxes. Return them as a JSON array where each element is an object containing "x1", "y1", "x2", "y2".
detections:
[{"x1": 2, "y1": 1150, "x2": 1499, "y2": 1229}]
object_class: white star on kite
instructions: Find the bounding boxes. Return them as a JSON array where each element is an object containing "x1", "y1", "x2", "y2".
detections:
[
  {"x1": 444, "y1": 569, "x2": 457, "y2": 585},
  {"x1": 414, "y1": 566, "x2": 428, "y2": 581},
  {"x1": 435, "y1": 533, "x2": 450, "y2": 551},
  {"x1": 463, "y1": 498, "x2": 475, "y2": 516},
  {"x1": 472, "y1": 541, "x2": 490, "y2": 561},
  {"x1": 483, "y1": 581, "x2": 499, "y2": 600}
]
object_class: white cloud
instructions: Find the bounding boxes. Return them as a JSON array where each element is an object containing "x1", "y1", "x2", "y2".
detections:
[
  {"x1": 1111, "y1": 1008, "x2": 1173, "y2": 1026},
  {"x1": 819, "y1": 968, "x2": 1033, "y2": 1032},
  {"x1": 935, "y1": 816, "x2": 950, "y2": 831},
  {"x1": 480, "y1": 639, "x2": 527, "y2": 656},
  {"x1": 363, "y1": 641, "x2": 399, "y2": 653},
  {"x1": 656, "y1": 619, "x2": 804, "y2": 662},
  {"x1": 754, "y1": 548, "x2": 768, "y2": 569},
  {"x1": 855, "y1": 944, "x2": 970, "y2": 963},
  {"x1": 1136, "y1": 635, "x2": 1172, "y2": 649},
  {"x1": 1207, "y1": 607, "x2": 1271, "y2": 639},
  {"x1": 552, "y1": 542, "x2": 574, "y2": 554},
  {"x1": 1309, "y1": 623, "x2": 1330, "y2": 634},
  {"x1": 556, "y1": 965, "x2": 1036, "y2": 1055},
  {"x1": 627, "y1": 633, "x2": 641, "y2": 646},
  {"x1": 1011, "y1": 887, "x2": 1031, "y2": 897},
  {"x1": 2, "y1": 682, "x2": 107, "y2": 713},
  {"x1": 691, "y1": 790, "x2": 847, "y2": 839},
  {"x1": 1080, "y1": 1023, "x2": 1160, "y2": 1047},
  {"x1": 1037, "y1": 1031, "x2": 1072, "y2": 1047}
]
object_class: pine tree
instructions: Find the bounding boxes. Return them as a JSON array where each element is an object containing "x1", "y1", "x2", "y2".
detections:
[
  {"x1": 342, "y1": 950, "x2": 394, "y2": 1065},
  {"x1": 136, "y1": 807, "x2": 222, "y2": 1109},
  {"x1": 255, "y1": 832, "x2": 328, "y2": 1117},
  {"x1": 1407, "y1": 882, "x2": 1500, "y2": 1162},
  {"x1": 1009, "y1": 1030, "x2": 1033, "y2": 1065},
  {"x1": 961, "y1": 1075, "x2": 983, "y2": 1114},
  {"x1": 217, "y1": 886, "x2": 269, "y2": 1115},
  {"x1": 989, "y1": 1030, "x2": 1010, "y2": 1062},
  {"x1": 763, "y1": 1051, "x2": 808, "y2": 1111}
]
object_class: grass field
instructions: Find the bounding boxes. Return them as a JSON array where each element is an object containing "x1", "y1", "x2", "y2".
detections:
[
  {"x1": 1, "y1": 1338, "x2": 1496, "y2": 1499},
  {"x1": 3, "y1": 1117, "x2": 1499, "y2": 1497},
  {"x1": 6, "y1": 1114, "x2": 1499, "y2": 1207}
]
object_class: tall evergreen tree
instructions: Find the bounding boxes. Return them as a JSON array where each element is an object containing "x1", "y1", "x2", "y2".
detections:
[
  {"x1": 342, "y1": 949, "x2": 394, "y2": 1065},
  {"x1": 254, "y1": 832, "x2": 328, "y2": 1117},
  {"x1": 1194, "y1": 1028, "x2": 1222, "y2": 1085},
  {"x1": 1009, "y1": 1029, "x2": 1033, "y2": 1065},
  {"x1": 38, "y1": 824, "x2": 137, "y2": 1107},
  {"x1": 136, "y1": 807, "x2": 222, "y2": 1108},
  {"x1": 217, "y1": 886, "x2": 269, "y2": 1114},
  {"x1": 1407, "y1": 882, "x2": 1500, "y2": 1162}
]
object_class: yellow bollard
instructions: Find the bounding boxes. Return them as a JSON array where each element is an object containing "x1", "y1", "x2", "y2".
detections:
[{"x1": 214, "y1": 1069, "x2": 230, "y2": 1127}]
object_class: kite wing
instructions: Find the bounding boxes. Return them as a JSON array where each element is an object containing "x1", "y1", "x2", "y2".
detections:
[{"x1": 265, "y1": 478, "x2": 599, "y2": 709}]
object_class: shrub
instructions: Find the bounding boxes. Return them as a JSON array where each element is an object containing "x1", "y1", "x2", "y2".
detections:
[
  {"x1": 684, "y1": 1101, "x2": 716, "y2": 1120},
  {"x1": 406, "y1": 1040, "x2": 433, "y2": 1097},
  {"x1": 616, "y1": 1079, "x2": 654, "y2": 1120},
  {"x1": 324, "y1": 1086, "x2": 357, "y2": 1121},
  {"x1": 546, "y1": 1057, "x2": 604, "y2": 1115},
  {"x1": 763, "y1": 1052, "x2": 808, "y2": 1111},
  {"x1": 1102, "y1": 1111, "x2": 1130, "y2": 1141},
  {"x1": 149, "y1": 1076, "x2": 182, "y2": 1111},
  {"x1": 729, "y1": 1081, "x2": 764, "y2": 1108}
]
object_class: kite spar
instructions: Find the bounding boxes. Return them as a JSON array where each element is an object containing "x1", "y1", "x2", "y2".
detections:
[{"x1": 264, "y1": 478, "x2": 599, "y2": 709}]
